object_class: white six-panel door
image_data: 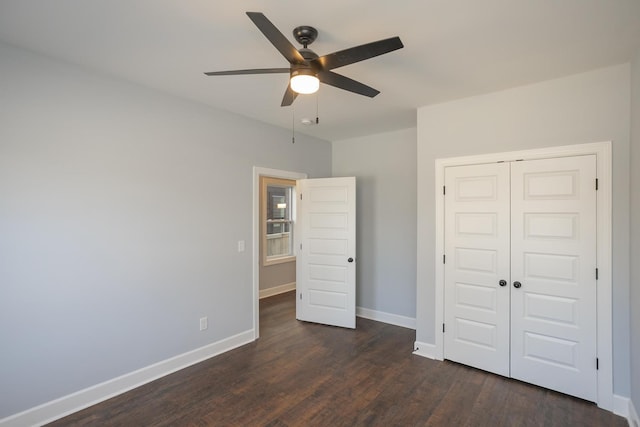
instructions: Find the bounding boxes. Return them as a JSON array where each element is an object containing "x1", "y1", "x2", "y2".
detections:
[
  {"x1": 296, "y1": 177, "x2": 356, "y2": 329},
  {"x1": 444, "y1": 163, "x2": 511, "y2": 376},
  {"x1": 510, "y1": 156, "x2": 597, "y2": 401},
  {"x1": 444, "y1": 155, "x2": 597, "y2": 401}
]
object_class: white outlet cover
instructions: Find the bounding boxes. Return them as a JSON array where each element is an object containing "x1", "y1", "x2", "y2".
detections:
[
  {"x1": 199, "y1": 317, "x2": 208, "y2": 331},
  {"x1": 237, "y1": 240, "x2": 245, "y2": 252}
]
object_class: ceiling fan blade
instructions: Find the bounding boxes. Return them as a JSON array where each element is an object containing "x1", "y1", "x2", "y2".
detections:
[
  {"x1": 318, "y1": 71, "x2": 380, "y2": 98},
  {"x1": 246, "y1": 12, "x2": 306, "y2": 65},
  {"x1": 205, "y1": 68, "x2": 290, "y2": 76},
  {"x1": 281, "y1": 85, "x2": 298, "y2": 107},
  {"x1": 312, "y1": 37, "x2": 404, "y2": 70}
]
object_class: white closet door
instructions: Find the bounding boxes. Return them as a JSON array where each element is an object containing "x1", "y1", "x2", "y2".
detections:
[
  {"x1": 444, "y1": 163, "x2": 511, "y2": 376},
  {"x1": 510, "y1": 155, "x2": 597, "y2": 401}
]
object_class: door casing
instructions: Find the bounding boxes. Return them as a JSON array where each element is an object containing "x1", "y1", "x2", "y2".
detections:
[{"x1": 431, "y1": 142, "x2": 613, "y2": 410}]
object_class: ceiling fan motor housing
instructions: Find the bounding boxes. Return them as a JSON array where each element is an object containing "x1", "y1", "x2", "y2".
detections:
[
  {"x1": 298, "y1": 48, "x2": 319, "y2": 61},
  {"x1": 291, "y1": 48, "x2": 320, "y2": 78}
]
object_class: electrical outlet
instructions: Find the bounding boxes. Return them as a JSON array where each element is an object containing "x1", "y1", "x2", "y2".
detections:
[
  {"x1": 199, "y1": 316, "x2": 208, "y2": 331},
  {"x1": 237, "y1": 240, "x2": 245, "y2": 252}
]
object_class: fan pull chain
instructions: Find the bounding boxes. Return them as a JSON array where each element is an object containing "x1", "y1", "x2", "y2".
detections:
[
  {"x1": 291, "y1": 104, "x2": 296, "y2": 144},
  {"x1": 316, "y1": 92, "x2": 319, "y2": 125}
]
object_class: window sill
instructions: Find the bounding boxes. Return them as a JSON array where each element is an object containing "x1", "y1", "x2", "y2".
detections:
[{"x1": 263, "y1": 255, "x2": 296, "y2": 267}]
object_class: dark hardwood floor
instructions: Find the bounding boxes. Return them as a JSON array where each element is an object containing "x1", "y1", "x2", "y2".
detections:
[{"x1": 49, "y1": 291, "x2": 626, "y2": 426}]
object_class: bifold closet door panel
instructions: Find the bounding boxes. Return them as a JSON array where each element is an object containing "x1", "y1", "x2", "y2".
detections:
[
  {"x1": 444, "y1": 162, "x2": 511, "y2": 377},
  {"x1": 510, "y1": 155, "x2": 598, "y2": 402}
]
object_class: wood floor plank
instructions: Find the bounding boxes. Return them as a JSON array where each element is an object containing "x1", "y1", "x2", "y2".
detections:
[{"x1": 48, "y1": 291, "x2": 626, "y2": 426}]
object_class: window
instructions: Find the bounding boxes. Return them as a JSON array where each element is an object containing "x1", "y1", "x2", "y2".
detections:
[{"x1": 261, "y1": 177, "x2": 296, "y2": 265}]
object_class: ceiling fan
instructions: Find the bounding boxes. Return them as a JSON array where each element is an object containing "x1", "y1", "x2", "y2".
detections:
[{"x1": 204, "y1": 12, "x2": 404, "y2": 106}]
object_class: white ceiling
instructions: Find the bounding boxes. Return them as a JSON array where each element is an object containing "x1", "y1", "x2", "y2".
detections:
[{"x1": 1, "y1": 1, "x2": 639, "y2": 141}]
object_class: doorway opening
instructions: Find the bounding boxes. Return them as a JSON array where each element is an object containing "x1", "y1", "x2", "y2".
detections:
[
  {"x1": 252, "y1": 167, "x2": 307, "y2": 338},
  {"x1": 253, "y1": 169, "x2": 358, "y2": 336}
]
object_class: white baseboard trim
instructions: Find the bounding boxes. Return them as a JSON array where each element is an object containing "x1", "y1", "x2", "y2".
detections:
[
  {"x1": 412, "y1": 341, "x2": 438, "y2": 360},
  {"x1": 613, "y1": 394, "x2": 629, "y2": 418},
  {"x1": 629, "y1": 397, "x2": 639, "y2": 427},
  {"x1": 356, "y1": 307, "x2": 416, "y2": 329},
  {"x1": 0, "y1": 329, "x2": 255, "y2": 427},
  {"x1": 259, "y1": 282, "x2": 296, "y2": 299}
]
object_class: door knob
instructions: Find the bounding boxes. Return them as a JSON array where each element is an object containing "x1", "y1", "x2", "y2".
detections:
[
  {"x1": 499, "y1": 280, "x2": 507, "y2": 287},
  {"x1": 348, "y1": 257, "x2": 354, "y2": 263},
  {"x1": 513, "y1": 281, "x2": 522, "y2": 289}
]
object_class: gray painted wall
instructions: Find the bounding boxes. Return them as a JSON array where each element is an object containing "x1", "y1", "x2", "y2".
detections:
[
  {"x1": 0, "y1": 42, "x2": 331, "y2": 418},
  {"x1": 416, "y1": 64, "x2": 631, "y2": 396},
  {"x1": 630, "y1": 49, "x2": 640, "y2": 417},
  {"x1": 332, "y1": 128, "x2": 417, "y2": 318},
  {"x1": 259, "y1": 259, "x2": 295, "y2": 291}
]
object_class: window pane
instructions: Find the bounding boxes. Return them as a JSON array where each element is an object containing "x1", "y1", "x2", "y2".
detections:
[
  {"x1": 267, "y1": 188, "x2": 289, "y2": 221},
  {"x1": 267, "y1": 222, "x2": 290, "y2": 235},
  {"x1": 266, "y1": 184, "x2": 293, "y2": 259}
]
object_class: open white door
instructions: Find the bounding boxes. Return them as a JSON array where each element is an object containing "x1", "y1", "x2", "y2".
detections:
[{"x1": 296, "y1": 177, "x2": 356, "y2": 328}]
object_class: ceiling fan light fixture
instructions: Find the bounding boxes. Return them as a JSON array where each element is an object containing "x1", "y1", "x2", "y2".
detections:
[{"x1": 290, "y1": 69, "x2": 319, "y2": 94}]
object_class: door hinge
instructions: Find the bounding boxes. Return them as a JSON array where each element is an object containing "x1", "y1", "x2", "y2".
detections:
[
  {"x1": 596, "y1": 268, "x2": 599, "y2": 280},
  {"x1": 596, "y1": 358, "x2": 599, "y2": 370},
  {"x1": 299, "y1": 293, "x2": 302, "y2": 300},
  {"x1": 443, "y1": 254, "x2": 446, "y2": 264},
  {"x1": 443, "y1": 185, "x2": 446, "y2": 195},
  {"x1": 443, "y1": 323, "x2": 445, "y2": 333},
  {"x1": 300, "y1": 193, "x2": 303, "y2": 200},
  {"x1": 595, "y1": 178, "x2": 599, "y2": 190},
  {"x1": 300, "y1": 243, "x2": 302, "y2": 250}
]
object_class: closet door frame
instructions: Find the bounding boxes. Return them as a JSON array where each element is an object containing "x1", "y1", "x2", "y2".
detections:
[{"x1": 432, "y1": 141, "x2": 612, "y2": 410}]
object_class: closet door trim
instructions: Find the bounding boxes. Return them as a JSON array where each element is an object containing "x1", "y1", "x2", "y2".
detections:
[{"x1": 432, "y1": 141, "x2": 612, "y2": 410}]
